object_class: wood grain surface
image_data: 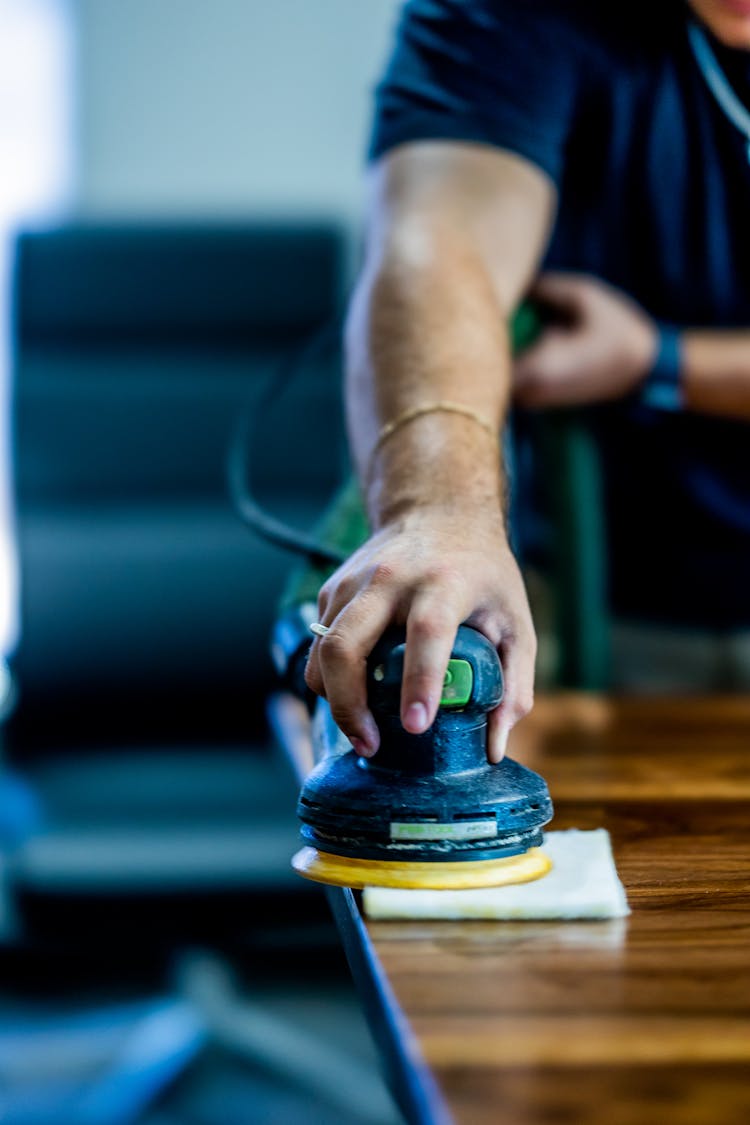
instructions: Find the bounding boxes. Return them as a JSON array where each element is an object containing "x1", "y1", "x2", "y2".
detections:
[{"x1": 365, "y1": 696, "x2": 750, "y2": 1125}]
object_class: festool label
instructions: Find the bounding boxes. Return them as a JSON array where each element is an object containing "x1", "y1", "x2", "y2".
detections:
[{"x1": 390, "y1": 819, "x2": 497, "y2": 842}]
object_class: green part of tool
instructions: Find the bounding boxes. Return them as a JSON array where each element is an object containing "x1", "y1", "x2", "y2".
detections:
[
  {"x1": 510, "y1": 301, "x2": 542, "y2": 354},
  {"x1": 440, "y1": 658, "x2": 473, "y2": 707}
]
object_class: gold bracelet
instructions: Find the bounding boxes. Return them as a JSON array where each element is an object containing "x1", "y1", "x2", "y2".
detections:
[{"x1": 370, "y1": 401, "x2": 498, "y2": 468}]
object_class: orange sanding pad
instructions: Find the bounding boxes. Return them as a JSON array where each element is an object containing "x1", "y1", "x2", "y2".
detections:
[{"x1": 291, "y1": 845, "x2": 552, "y2": 891}]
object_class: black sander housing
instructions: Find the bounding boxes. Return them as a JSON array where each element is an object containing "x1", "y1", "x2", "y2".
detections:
[{"x1": 293, "y1": 625, "x2": 554, "y2": 890}]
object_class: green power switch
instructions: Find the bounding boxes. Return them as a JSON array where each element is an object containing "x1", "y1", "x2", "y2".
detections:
[{"x1": 440, "y1": 659, "x2": 473, "y2": 707}]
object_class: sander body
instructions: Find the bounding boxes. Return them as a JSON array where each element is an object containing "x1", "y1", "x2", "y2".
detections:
[{"x1": 292, "y1": 625, "x2": 554, "y2": 891}]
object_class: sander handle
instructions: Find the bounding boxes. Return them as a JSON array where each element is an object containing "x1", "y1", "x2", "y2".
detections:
[{"x1": 366, "y1": 625, "x2": 504, "y2": 775}]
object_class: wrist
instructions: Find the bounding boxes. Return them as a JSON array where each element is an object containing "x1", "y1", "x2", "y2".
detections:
[
  {"x1": 639, "y1": 323, "x2": 683, "y2": 411},
  {"x1": 370, "y1": 483, "x2": 506, "y2": 535},
  {"x1": 364, "y1": 407, "x2": 505, "y2": 528}
]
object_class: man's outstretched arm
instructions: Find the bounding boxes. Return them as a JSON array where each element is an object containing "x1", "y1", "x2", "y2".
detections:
[{"x1": 305, "y1": 141, "x2": 555, "y2": 761}]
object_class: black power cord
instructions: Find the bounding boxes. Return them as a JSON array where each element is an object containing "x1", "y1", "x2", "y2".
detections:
[{"x1": 227, "y1": 322, "x2": 348, "y2": 568}]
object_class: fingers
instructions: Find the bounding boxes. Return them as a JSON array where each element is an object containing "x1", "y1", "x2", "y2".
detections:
[
  {"x1": 402, "y1": 590, "x2": 463, "y2": 733},
  {"x1": 514, "y1": 328, "x2": 568, "y2": 380},
  {"x1": 516, "y1": 271, "x2": 591, "y2": 406},
  {"x1": 305, "y1": 590, "x2": 395, "y2": 757},
  {"x1": 306, "y1": 566, "x2": 466, "y2": 746},
  {"x1": 529, "y1": 271, "x2": 589, "y2": 316},
  {"x1": 514, "y1": 329, "x2": 582, "y2": 407},
  {"x1": 487, "y1": 626, "x2": 537, "y2": 763},
  {"x1": 302, "y1": 526, "x2": 537, "y2": 766},
  {"x1": 487, "y1": 706, "x2": 512, "y2": 763},
  {"x1": 307, "y1": 592, "x2": 536, "y2": 763}
]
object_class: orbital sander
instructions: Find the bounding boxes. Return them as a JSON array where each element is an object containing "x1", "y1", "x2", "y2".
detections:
[
  {"x1": 239, "y1": 302, "x2": 555, "y2": 892},
  {"x1": 291, "y1": 624, "x2": 554, "y2": 891}
]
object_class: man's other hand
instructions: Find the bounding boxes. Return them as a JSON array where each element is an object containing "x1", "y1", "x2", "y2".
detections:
[{"x1": 514, "y1": 273, "x2": 657, "y2": 408}]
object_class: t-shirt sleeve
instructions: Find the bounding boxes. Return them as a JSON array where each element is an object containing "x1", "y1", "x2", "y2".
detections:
[{"x1": 369, "y1": 0, "x2": 590, "y2": 186}]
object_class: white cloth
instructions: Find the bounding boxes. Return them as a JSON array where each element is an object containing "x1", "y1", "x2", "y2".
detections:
[{"x1": 362, "y1": 829, "x2": 629, "y2": 921}]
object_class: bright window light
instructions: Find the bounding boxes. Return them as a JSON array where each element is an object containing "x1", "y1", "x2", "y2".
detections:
[{"x1": 0, "y1": 0, "x2": 72, "y2": 668}]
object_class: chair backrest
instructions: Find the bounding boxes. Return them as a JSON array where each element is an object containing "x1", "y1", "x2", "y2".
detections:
[
  {"x1": 10, "y1": 223, "x2": 347, "y2": 723},
  {"x1": 13, "y1": 223, "x2": 345, "y2": 504}
]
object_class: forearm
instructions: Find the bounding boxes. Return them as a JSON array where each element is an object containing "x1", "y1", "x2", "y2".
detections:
[
  {"x1": 345, "y1": 229, "x2": 511, "y2": 531},
  {"x1": 682, "y1": 330, "x2": 750, "y2": 419},
  {"x1": 306, "y1": 144, "x2": 551, "y2": 753}
]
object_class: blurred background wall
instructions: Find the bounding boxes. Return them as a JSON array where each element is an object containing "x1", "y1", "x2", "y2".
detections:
[
  {"x1": 72, "y1": 0, "x2": 399, "y2": 231},
  {"x1": 6, "y1": 0, "x2": 404, "y2": 714},
  {"x1": 6, "y1": 0, "x2": 407, "y2": 689},
  {"x1": 0, "y1": 0, "x2": 73, "y2": 680}
]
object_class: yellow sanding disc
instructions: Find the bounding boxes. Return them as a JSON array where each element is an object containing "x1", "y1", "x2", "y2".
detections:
[{"x1": 291, "y1": 845, "x2": 552, "y2": 891}]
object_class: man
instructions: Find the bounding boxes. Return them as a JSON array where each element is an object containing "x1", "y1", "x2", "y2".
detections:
[{"x1": 305, "y1": 0, "x2": 750, "y2": 760}]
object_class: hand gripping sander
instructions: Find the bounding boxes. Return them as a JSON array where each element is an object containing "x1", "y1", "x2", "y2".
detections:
[{"x1": 292, "y1": 625, "x2": 554, "y2": 891}]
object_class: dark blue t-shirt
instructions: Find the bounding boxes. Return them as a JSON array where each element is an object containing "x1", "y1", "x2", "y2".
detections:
[{"x1": 369, "y1": 0, "x2": 750, "y2": 628}]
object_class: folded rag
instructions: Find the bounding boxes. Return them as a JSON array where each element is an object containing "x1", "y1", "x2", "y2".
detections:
[{"x1": 362, "y1": 828, "x2": 630, "y2": 921}]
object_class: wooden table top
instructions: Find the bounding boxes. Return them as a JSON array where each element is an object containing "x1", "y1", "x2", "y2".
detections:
[
  {"x1": 365, "y1": 695, "x2": 750, "y2": 1125},
  {"x1": 271, "y1": 693, "x2": 750, "y2": 1125}
]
